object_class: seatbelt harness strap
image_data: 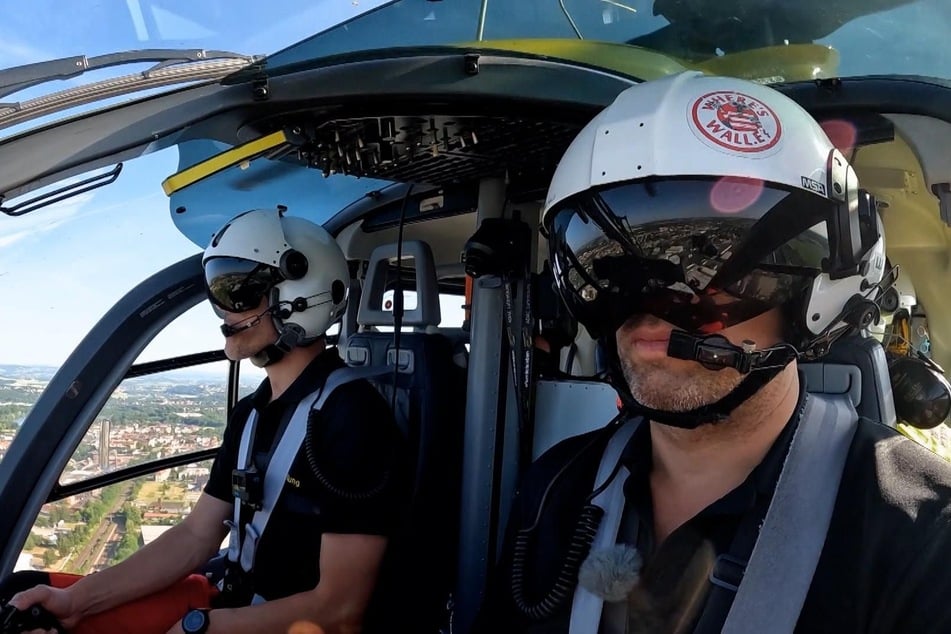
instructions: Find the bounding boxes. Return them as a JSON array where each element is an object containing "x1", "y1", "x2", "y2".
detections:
[
  {"x1": 225, "y1": 411, "x2": 259, "y2": 567},
  {"x1": 720, "y1": 392, "x2": 858, "y2": 633},
  {"x1": 226, "y1": 364, "x2": 391, "y2": 574},
  {"x1": 567, "y1": 392, "x2": 857, "y2": 634},
  {"x1": 568, "y1": 417, "x2": 641, "y2": 634}
]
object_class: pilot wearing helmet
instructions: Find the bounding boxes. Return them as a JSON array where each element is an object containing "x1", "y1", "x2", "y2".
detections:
[
  {"x1": 4, "y1": 209, "x2": 410, "y2": 634},
  {"x1": 475, "y1": 72, "x2": 951, "y2": 633}
]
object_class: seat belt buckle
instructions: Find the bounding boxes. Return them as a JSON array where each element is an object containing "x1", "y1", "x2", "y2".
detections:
[
  {"x1": 240, "y1": 524, "x2": 261, "y2": 573},
  {"x1": 218, "y1": 560, "x2": 255, "y2": 608},
  {"x1": 224, "y1": 520, "x2": 241, "y2": 561},
  {"x1": 710, "y1": 554, "x2": 746, "y2": 592},
  {"x1": 232, "y1": 466, "x2": 264, "y2": 510}
]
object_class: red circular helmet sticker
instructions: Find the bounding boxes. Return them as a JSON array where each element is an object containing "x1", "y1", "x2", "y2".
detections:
[{"x1": 689, "y1": 91, "x2": 782, "y2": 154}]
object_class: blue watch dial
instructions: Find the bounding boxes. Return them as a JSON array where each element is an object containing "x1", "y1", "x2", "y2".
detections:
[{"x1": 182, "y1": 609, "x2": 208, "y2": 633}]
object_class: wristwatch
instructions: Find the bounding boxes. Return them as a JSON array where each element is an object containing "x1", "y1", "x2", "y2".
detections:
[{"x1": 181, "y1": 608, "x2": 211, "y2": 634}]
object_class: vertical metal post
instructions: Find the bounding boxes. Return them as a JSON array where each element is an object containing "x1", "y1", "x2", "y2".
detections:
[
  {"x1": 494, "y1": 201, "x2": 541, "y2": 555},
  {"x1": 454, "y1": 176, "x2": 508, "y2": 633}
]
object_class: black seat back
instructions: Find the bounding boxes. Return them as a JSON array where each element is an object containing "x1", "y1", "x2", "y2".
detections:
[{"x1": 346, "y1": 240, "x2": 466, "y2": 632}]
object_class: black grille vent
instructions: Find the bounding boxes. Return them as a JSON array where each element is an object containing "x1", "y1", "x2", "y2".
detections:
[{"x1": 286, "y1": 114, "x2": 583, "y2": 189}]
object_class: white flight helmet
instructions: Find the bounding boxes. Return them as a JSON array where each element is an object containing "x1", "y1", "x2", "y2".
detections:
[
  {"x1": 202, "y1": 208, "x2": 349, "y2": 361},
  {"x1": 544, "y1": 70, "x2": 887, "y2": 357}
]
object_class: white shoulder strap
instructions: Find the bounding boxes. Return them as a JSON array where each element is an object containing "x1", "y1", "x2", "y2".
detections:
[
  {"x1": 569, "y1": 417, "x2": 641, "y2": 634},
  {"x1": 720, "y1": 392, "x2": 858, "y2": 633},
  {"x1": 566, "y1": 392, "x2": 857, "y2": 634},
  {"x1": 226, "y1": 409, "x2": 259, "y2": 567},
  {"x1": 227, "y1": 365, "x2": 391, "y2": 573}
]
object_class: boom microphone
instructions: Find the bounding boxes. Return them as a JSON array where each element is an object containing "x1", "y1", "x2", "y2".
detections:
[
  {"x1": 666, "y1": 330, "x2": 798, "y2": 374},
  {"x1": 220, "y1": 306, "x2": 277, "y2": 337}
]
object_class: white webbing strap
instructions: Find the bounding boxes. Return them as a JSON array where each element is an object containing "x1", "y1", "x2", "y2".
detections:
[
  {"x1": 720, "y1": 392, "x2": 858, "y2": 633},
  {"x1": 569, "y1": 417, "x2": 641, "y2": 634},
  {"x1": 226, "y1": 412, "x2": 259, "y2": 564},
  {"x1": 226, "y1": 365, "x2": 391, "y2": 573}
]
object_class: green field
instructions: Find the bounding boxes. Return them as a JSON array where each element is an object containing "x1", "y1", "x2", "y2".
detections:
[{"x1": 137, "y1": 481, "x2": 189, "y2": 504}]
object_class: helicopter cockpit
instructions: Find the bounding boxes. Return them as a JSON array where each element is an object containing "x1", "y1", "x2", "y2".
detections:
[{"x1": 0, "y1": 1, "x2": 950, "y2": 632}]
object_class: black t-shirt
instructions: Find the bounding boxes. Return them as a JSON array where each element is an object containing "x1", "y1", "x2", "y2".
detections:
[
  {"x1": 205, "y1": 350, "x2": 410, "y2": 600},
  {"x1": 475, "y1": 380, "x2": 951, "y2": 633}
]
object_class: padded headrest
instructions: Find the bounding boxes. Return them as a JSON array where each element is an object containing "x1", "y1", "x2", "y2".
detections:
[
  {"x1": 800, "y1": 332, "x2": 896, "y2": 426},
  {"x1": 357, "y1": 240, "x2": 441, "y2": 327}
]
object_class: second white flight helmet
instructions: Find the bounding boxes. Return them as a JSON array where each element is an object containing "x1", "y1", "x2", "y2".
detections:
[{"x1": 543, "y1": 70, "x2": 886, "y2": 358}]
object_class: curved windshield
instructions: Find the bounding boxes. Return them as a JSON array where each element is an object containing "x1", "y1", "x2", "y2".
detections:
[
  {"x1": 0, "y1": 1, "x2": 393, "y2": 140},
  {"x1": 0, "y1": 0, "x2": 387, "y2": 70},
  {"x1": 265, "y1": 0, "x2": 950, "y2": 82}
]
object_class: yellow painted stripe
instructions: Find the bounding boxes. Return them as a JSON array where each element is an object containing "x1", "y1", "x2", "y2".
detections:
[{"x1": 161, "y1": 130, "x2": 289, "y2": 196}]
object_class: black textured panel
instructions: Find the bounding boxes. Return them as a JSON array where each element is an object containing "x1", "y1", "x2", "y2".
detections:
[{"x1": 284, "y1": 114, "x2": 583, "y2": 190}]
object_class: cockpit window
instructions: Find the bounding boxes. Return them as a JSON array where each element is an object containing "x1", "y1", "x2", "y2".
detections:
[{"x1": 264, "y1": 0, "x2": 950, "y2": 82}]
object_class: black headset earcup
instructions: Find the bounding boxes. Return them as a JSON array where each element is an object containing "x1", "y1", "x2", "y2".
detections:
[
  {"x1": 281, "y1": 250, "x2": 309, "y2": 280},
  {"x1": 331, "y1": 280, "x2": 346, "y2": 304},
  {"x1": 857, "y1": 189, "x2": 880, "y2": 248}
]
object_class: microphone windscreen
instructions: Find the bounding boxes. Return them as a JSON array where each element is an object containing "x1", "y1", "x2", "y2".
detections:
[{"x1": 578, "y1": 544, "x2": 643, "y2": 602}]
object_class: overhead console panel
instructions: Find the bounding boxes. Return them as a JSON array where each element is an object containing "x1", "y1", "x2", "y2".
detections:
[{"x1": 273, "y1": 113, "x2": 585, "y2": 201}]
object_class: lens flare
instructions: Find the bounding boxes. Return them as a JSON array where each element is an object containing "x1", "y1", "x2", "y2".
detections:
[
  {"x1": 709, "y1": 176, "x2": 764, "y2": 214},
  {"x1": 820, "y1": 119, "x2": 858, "y2": 155}
]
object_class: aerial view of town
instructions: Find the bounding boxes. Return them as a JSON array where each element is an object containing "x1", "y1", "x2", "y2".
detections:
[
  {"x1": 0, "y1": 364, "x2": 254, "y2": 575},
  {"x1": 2, "y1": 357, "x2": 951, "y2": 580}
]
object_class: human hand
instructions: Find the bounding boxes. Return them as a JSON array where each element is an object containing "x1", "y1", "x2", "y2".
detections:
[
  {"x1": 7, "y1": 584, "x2": 76, "y2": 633},
  {"x1": 163, "y1": 618, "x2": 326, "y2": 633},
  {"x1": 288, "y1": 622, "x2": 324, "y2": 634},
  {"x1": 164, "y1": 621, "x2": 184, "y2": 634}
]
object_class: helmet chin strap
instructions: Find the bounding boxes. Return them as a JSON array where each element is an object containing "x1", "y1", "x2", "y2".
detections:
[
  {"x1": 606, "y1": 330, "x2": 799, "y2": 429},
  {"x1": 250, "y1": 299, "x2": 306, "y2": 368},
  {"x1": 250, "y1": 325, "x2": 305, "y2": 368}
]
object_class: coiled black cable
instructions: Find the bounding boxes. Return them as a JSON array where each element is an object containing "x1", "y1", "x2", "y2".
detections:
[
  {"x1": 303, "y1": 410, "x2": 393, "y2": 502},
  {"x1": 509, "y1": 413, "x2": 628, "y2": 620},
  {"x1": 511, "y1": 503, "x2": 605, "y2": 620}
]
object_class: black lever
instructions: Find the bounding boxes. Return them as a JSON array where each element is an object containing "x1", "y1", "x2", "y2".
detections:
[{"x1": 0, "y1": 602, "x2": 66, "y2": 634}]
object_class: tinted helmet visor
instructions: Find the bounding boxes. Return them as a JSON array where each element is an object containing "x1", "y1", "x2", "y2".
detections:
[
  {"x1": 546, "y1": 177, "x2": 835, "y2": 337},
  {"x1": 204, "y1": 257, "x2": 284, "y2": 313}
]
